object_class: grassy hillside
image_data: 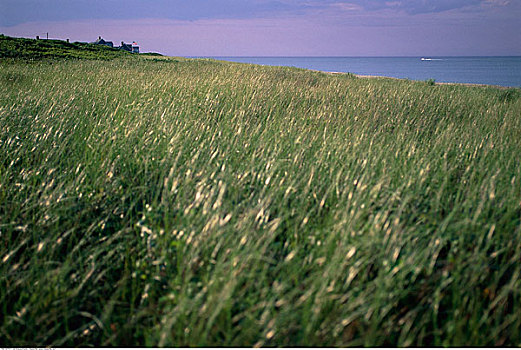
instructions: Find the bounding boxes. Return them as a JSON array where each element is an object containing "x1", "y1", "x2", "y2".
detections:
[
  {"x1": 0, "y1": 34, "x2": 133, "y2": 60},
  {"x1": 1, "y1": 39, "x2": 521, "y2": 346}
]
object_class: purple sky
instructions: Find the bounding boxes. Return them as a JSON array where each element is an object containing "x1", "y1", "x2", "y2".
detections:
[{"x1": 1, "y1": 0, "x2": 520, "y2": 56}]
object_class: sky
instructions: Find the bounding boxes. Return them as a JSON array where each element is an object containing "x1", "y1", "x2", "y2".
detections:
[{"x1": 0, "y1": 0, "x2": 520, "y2": 56}]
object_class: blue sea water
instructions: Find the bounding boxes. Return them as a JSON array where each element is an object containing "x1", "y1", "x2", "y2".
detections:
[{"x1": 208, "y1": 57, "x2": 521, "y2": 88}]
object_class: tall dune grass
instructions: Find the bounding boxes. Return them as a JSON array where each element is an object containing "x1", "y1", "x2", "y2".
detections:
[{"x1": 1, "y1": 57, "x2": 521, "y2": 346}]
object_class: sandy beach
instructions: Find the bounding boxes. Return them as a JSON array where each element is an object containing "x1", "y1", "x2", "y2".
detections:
[{"x1": 322, "y1": 71, "x2": 511, "y2": 89}]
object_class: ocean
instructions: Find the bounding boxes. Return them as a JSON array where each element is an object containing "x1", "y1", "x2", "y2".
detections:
[{"x1": 208, "y1": 57, "x2": 521, "y2": 88}]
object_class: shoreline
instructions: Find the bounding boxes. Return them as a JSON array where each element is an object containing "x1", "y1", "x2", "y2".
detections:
[{"x1": 324, "y1": 71, "x2": 512, "y2": 89}]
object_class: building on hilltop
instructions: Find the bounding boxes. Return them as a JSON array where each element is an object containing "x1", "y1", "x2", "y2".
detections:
[
  {"x1": 92, "y1": 37, "x2": 139, "y2": 53},
  {"x1": 132, "y1": 42, "x2": 140, "y2": 54},
  {"x1": 118, "y1": 41, "x2": 140, "y2": 53},
  {"x1": 92, "y1": 36, "x2": 113, "y2": 48}
]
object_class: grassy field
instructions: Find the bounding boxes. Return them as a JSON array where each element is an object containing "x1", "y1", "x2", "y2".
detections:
[{"x1": 1, "y1": 36, "x2": 521, "y2": 346}]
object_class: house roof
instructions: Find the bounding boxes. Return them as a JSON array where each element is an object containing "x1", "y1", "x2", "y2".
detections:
[{"x1": 93, "y1": 37, "x2": 113, "y2": 46}]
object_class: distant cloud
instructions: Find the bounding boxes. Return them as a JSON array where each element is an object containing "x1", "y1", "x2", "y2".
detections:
[
  {"x1": 340, "y1": 0, "x2": 481, "y2": 14},
  {"x1": 483, "y1": 0, "x2": 510, "y2": 6},
  {"x1": 303, "y1": 0, "x2": 510, "y2": 14},
  {"x1": 329, "y1": 3, "x2": 363, "y2": 11},
  {"x1": 0, "y1": 0, "x2": 516, "y2": 27}
]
